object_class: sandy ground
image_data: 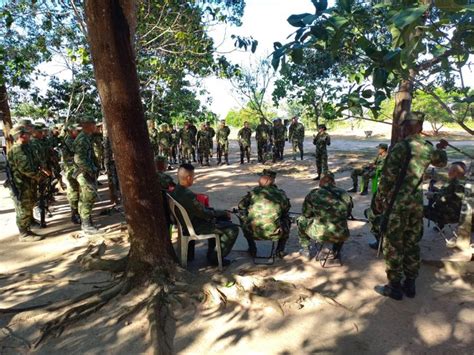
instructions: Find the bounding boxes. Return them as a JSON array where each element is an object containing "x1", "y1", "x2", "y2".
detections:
[{"x1": 0, "y1": 135, "x2": 473, "y2": 354}]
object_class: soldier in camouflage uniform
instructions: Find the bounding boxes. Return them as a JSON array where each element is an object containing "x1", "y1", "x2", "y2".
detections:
[
  {"x1": 197, "y1": 123, "x2": 211, "y2": 166},
  {"x1": 216, "y1": 120, "x2": 231, "y2": 165},
  {"x1": 424, "y1": 162, "x2": 466, "y2": 229},
  {"x1": 238, "y1": 169, "x2": 291, "y2": 258},
  {"x1": 7, "y1": 126, "x2": 47, "y2": 241},
  {"x1": 188, "y1": 121, "x2": 198, "y2": 162},
  {"x1": 313, "y1": 124, "x2": 331, "y2": 180},
  {"x1": 255, "y1": 118, "x2": 271, "y2": 163},
  {"x1": 288, "y1": 116, "x2": 305, "y2": 160},
  {"x1": 206, "y1": 121, "x2": 215, "y2": 158},
  {"x1": 373, "y1": 112, "x2": 447, "y2": 300},
  {"x1": 92, "y1": 123, "x2": 104, "y2": 171},
  {"x1": 237, "y1": 121, "x2": 252, "y2": 164},
  {"x1": 297, "y1": 172, "x2": 353, "y2": 259},
  {"x1": 170, "y1": 125, "x2": 180, "y2": 164},
  {"x1": 348, "y1": 143, "x2": 388, "y2": 195},
  {"x1": 155, "y1": 156, "x2": 176, "y2": 190},
  {"x1": 147, "y1": 119, "x2": 160, "y2": 158},
  {"x1": 157, "y1": 123, "x2": 173, "y2": 168},
  {"x1": 179, "y1": 121, "x2": 195, "y2": 163},
  {"x1": 272, "y1": 118, "x2": 286, "y2": 161},
  {"x1": 74, "y1": 117, "x2": 101, "y2": 235},
  {"x1": 171, "y1": 163, "x2": 238, "y2": 266},
  {"x1": 61, "y1": 123, "x2": 82, "y2": 224}
]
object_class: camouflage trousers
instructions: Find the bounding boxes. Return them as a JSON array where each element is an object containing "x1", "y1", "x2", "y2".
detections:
[
  {"x1": 351, "y1": 167, "x2": 375, "y2": 189},
  {"x1": 207, "y1": 221, "x2": 239, "y2": 261},
  {"x1": 77, "y1": 173, "x2": 98, "y2": 220},
  {"x1": 65, "y1": 166, "x2": 79, "y2": 210},
  {"x1": 297, "y1": 215, "x2": 348, "y2": 246},
  {"x1": 315, "y1": 150, "x2": 328, "y2": 175},
  {"x1": 217, "y1": 141, "x2": 229, "y2": 155},
  {"x1": 257, "y1": 140, "x2": 268, "y2": 162},
  {"x1": 239, "y1": 143, "x2": 251, "y2": 163},
  {"x1": 242, "y1": 217, "x2": 291, "y2": 250},
  {"x1": 181, "y1": 145, "x2": 193, "y2": 162},
  {"x1": 13, "y1": 184, "x2": 37, "y2": 231},
  {"x1": 383, "y1": 206, "x2": 423, "y2": 283},
  {"x1": 291, "y1": 140, "x2": 303, "y2": 159},
  {"x1": 159, "y1": 146, "x2": 173, "y2": 162},
  {"x1": 274, "y1": 140, "x2": 285, "y2": 160},
  {"x1": 198, "y1": 143, "x2": 210, "y2": 164}
]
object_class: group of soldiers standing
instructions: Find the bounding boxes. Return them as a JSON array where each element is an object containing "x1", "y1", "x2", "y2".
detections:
[{"x1": 6, "y1": 116, "x2": 104, "y2": 241}]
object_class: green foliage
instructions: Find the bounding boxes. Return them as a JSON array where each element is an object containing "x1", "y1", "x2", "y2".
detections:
[
  {"x1": 225, "y1": 104, "x2": 277, "y2": 129},
  {"x1": 12, "y1": 102, "x2": 50, "y2": 120},
  {"x1": 273, "y1": 0, "x2": 474, "y2": 134}
]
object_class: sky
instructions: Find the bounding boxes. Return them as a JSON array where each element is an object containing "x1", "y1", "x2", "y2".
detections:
[{"x1": 202, "y1": 0, "x2": 316, "y2": 118}]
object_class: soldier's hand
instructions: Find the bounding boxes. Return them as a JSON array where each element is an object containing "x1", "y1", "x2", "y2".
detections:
[{"x1": 436, "y1": 139, "x2": 448, "y2": 150}]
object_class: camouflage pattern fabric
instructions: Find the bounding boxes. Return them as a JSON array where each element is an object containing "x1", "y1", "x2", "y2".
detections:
[
  {"x1": 238, "y1": 127, "x2": 252, "y2": 148},
  {"x1": 424, "y1": 178, "x2": 465, "y2": 227},
  {"x1": 351, "y1": 154, "x2": 387, "y2": 189},
  {"x1": 207, "y1": 126, "x2": 216, "y2": 153},
  {"x1": 157, "y1": 172, "x2": 175, "y2": 190},
  {"x1": 216, "y1": 126, "x2": 231, "y2": 154},
  {"x1": 272, "y1": 125, "x2": 286, "y2": 160},
  {"x1": 148, "y1": 127, "x2": 160, "y2": 157},
  {"x1": 74, "y1": 131, "x2": 98, "y2": 220},
  {"x1": 375, "y1": 134, "x2": 447, "y2": 283},
  {"x1": 238, "y1": 185, "x2": 291, "y2": 241},
  {"x1": 179, "y1": 128, "x2": 195, "y2": 162},
  {"x1": 7, "y1": 142, "x2": 44, "y2": 231},
  {"x1": 92, "y1": 133, "x2": 104, "y2": 170},
  {"x1": 297, "y1": 184, "x2": 353, "y2": 246},
  {"x1": 158, "y1": 130, "x2": 172, "y2": 161},
  {"x1": 30, "y1": 137, "x2": 49, "y2": 169},
  {"x1": 197, "y1": 129, "x2": 211, "y2": 164},
  {"x1": 289, "y1": 122, "x2": 305, "y2": 159},
  {"x1": 170, "y1": 128, "x2": 179, "y2": 162},
  {"x1": 313, "y1": 131, "x2": 330, "y2": 175},
  {"x1": 61, "y1": 135, "x2": 79, "y2": 209},
  {"x1": 256, "y1": 122, "x2": 271, "y2": 162}
]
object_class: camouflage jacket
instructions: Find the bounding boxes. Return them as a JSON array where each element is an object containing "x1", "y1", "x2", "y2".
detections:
[
  {"x1": 289, "y1": 122, "x2": 305, "y2": 142},
  {"x1": 61, "y1": 135, "x2": 76, "y2": 167},
  {"x1": 30, "y1": 137, "x2": 49, "y2": 169},
  {"x1": 432, "y1": 178, "x2": 465, "y2": 221},
  {"x1": 148, "y1": 128, "x2": 159, "y2": 154},
  {"x1": 301, "y1": 184, "x2": 353, "y2": 242},
  {"x1": 73, "y1": 131, "x2": 97, "y2": 177},
  {"x1": 158, "y1": 131, "x2": 172, "y2": 149},
  {"x1": 179, "y1": 128, "x2": 195, "y2": 147},
  {"x1": 207, "y1": 126, "x2": 216, "y2": 139},
  {"x1": 256, "y1": 123, "x2": 271, "y2": 142},
  {"x1": 170, "y1": 129, "x2": 180, "y2": 145},
  {"x1": 216, "y1": 126, "x2": 231, "y2": 145},
  {"x1": 272, "y1": 125, "x2": 287, "y2": 142},
  {"x1": 157, "y1": 172, "x2": 175, "y2": 190},
  {"x1": 7, "y1": 142, "x2": 43, "y2": 188},
  {"x1": 197, "y1": 129, "x2": 211, "y2": 149},
  {"x1": 238, "y1": 185, "x2": 291, "y2": 240},
  {"x1": 373, "y1": 153, "x2": 387, "y2": 171},
  {"x1": 189, "y1": 124, "x2": 198, "y2": 142},
  {"x1": 313, "y1": 131, "x2": 330, "y2": 152},
  {"x1": 238, "y1": 127, "x2": 252, "y2": 147},
  {"x1": 375, "y1": 134, "x2": 447, "y2": 212}
]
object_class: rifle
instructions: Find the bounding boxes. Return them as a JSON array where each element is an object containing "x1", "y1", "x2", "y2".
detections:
[
  {"x1": 378, "y1": 140, "x2": 412, "y2": 258},
  {"x1": 3, "y1": 154, "x2": 21, "y2": 202}
]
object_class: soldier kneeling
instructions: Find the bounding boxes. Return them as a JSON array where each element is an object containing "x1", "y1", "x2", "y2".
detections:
[
  {"x1": 297, "y1": 172, "x2": 353, "y2": 259},
  {"x1": 237, "y1": 169, "x2": 291, "y2": 259}
]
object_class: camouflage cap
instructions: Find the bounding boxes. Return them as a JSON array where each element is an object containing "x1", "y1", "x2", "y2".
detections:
[
  {"x1": 260, "y1": 169, "x2": 277, "y2": 179},
  {"x1": 10, "y1": 125, "x2": 30, "y2": 137},
  {"x1": 318, "y1": 124, "x2": 327, "y2": 130},
  {"x1": 376, "y1": 143, "x2": 388, "y2": 150},
  {"x1": 33, "y1": 122, "x2": 46, "y2": 130},
  {"x1": 77, "y1": 115, "x2": 96, "y2": 124},
  {"x1": 401, "y1": 111, "x2": 425, "y2": 124}
]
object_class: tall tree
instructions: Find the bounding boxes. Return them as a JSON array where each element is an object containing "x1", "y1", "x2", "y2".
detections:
[{"x1": 84, "y1": 0, "x2": 174, "y2": 279}]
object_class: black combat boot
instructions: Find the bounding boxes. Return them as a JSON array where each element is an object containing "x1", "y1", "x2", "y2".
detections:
[
  {"x1": 81, "y1": 217, "x2": 101, "y2": 235},
  {"x1": 276, "y1": 239, "x2": 287, "y2": 259},
  {"x1": 312, "y1": 174, "x2": 321, "y2": 181},
  {"x1": 19, "y1": 228, "x2": 43, "y2": 242},
  {"x1": 347, "y1": 183, "x2": 358, "y2": 193},
  {"x1": 402, "y1": 278, "x2": 416, "y2": 298},
  {"x1": 71, "y1": 208, "x2": 81, "y2": 225},
  {"x1": 375, "y1": 281, "x2": 403, "y2": 301},
  {"x1": 240, "y1": 154, "x2": 244, "y2": 164},
  {"x1": 332, "y1": 242, "x2": 343, "y2": 260},
  {"x1": 300, "y1": 151, "x2": 304, "y2": 160}
]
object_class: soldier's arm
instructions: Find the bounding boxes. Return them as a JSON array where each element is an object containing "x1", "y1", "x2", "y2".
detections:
[
  {"x1": 237, "y1": 192, "x2": 251, "y2": 211},
  {"x1": 302, "y1": 193, "x2": 316, "y2": 218},
  {"x1": 375, "y1": 142, "x2": 405, "y2": 209},
  {"x1": 74, "y1": 138, "x2": 95, "y2": 175},
  {"x1": 13, "y1": 148, "x2": 43, "y2": 181}
]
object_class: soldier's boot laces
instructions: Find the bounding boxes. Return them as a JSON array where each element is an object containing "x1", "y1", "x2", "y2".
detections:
[
  {"x1": 19, "y1": 229, "x2": 43, "y2": 242},
  {"x1": 347, "y1": 184, "x2": 358, "y2": 193},
  {"x1": 375, "y1": 281, "x2": 403, "y2": 301},
  {"x1": 81, "y1": 218, "x2": 101, "y2": 235},
  {"x1": 402, "y1": 278, "x2": 416, "y2": 298},
  {"x1": 71, "y1": 208, "x2": 81, "y2": 225}
]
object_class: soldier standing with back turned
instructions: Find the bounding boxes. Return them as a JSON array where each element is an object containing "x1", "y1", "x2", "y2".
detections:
[
  {"x1": 237, "y1": 121, "x2": 252, "y2": 164},
  {"x1": 255, "y1": 118, "x2": 271, "y2": 163},
  {"x1": 312, "y1": 124, "x2": 330, "y2": 180},
  {"x1": 216, "y1": 120, "x2": 231, "y2": 165},
  {"x1": 373, "y1": 112, "x2": 447, "y2": 300},
  {"x1": 288, "y1": 116, "x2": 305, "y2": 160}
]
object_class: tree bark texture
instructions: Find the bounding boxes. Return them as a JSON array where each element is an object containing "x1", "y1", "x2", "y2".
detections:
[
  {"x1": 0, "y1": 83, "x2": 13, "y2": 151},
  {"x1": 84, "y1": 0, "x2": 174, "y2": 277},
  {"x1": 391, "y1": 76, "x2": 413, "y2": 146}
]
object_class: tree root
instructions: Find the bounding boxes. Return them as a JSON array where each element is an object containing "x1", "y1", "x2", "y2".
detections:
[
  {"x1": 76, "y1": 241, "x2": 128, "y2": 273},
  {"x1": 148, "y1": 289, "x2": 176, "y2": 355}
]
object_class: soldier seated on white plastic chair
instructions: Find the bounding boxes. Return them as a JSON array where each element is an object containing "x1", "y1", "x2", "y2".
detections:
[{"x1": 170, "y1": 163, "x2": 238, "y2": 266}]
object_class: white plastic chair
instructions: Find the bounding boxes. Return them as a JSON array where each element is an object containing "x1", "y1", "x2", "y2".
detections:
[{"x1": 167, "y1": 194, "x2": 223, "y2": 271}]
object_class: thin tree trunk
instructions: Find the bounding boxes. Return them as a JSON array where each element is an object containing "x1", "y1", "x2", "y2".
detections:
[
  {"x1": 0, "y1": 83, "x2": 13, "y2": 151},
  {"x1": 391, "y1": 75, "x2": 414, "y2": 146},
  {"x1": 84, "y1": 0, "x2": 174, "y2": 280},
  {"x1": 102, "y1": 122, "x2": 120, "y2": 205}
]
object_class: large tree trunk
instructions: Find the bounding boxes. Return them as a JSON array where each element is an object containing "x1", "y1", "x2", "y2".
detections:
[
  {"x1": 102, "y1": 122, "x2": 121, "y2": 205},
  {"x1": 84, "y1": 0, "x2": 174, "y2": 281},
  {"x1": 0, "y1": 83, "x2": 13, "y2": 151},
  {"x1": 391, "y1": 74, "x2": 414, "y2": 146}
]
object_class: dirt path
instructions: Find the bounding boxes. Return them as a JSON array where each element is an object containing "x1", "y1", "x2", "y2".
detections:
[{"x1": 0, "y1": 140, "x2": 472, "y2": 354}]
